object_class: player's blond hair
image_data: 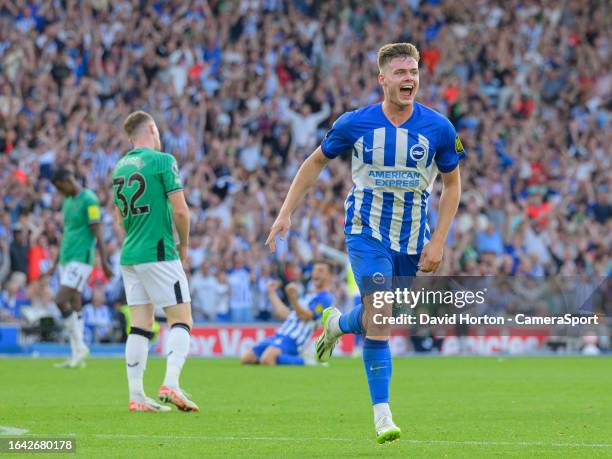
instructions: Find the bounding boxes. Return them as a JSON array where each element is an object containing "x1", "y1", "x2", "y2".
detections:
[
  {"x1": 377, "y1": 43, "x2": 420, "y2": 71},
  {"x1": 123, "y1": 111, "x2": 154, "y2": 139}
]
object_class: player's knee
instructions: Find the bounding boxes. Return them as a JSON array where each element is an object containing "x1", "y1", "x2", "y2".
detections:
[
  {"x1": 55, "y1": 292, "x2": 70, "y2": 311},
  {"x1": 240, "y1": 350, "x2": 256, "y2": 365},
  {"x1": 132, "y1": 315, "x2": 154, "y2": 331},
  {"x1": 166, "y1": 303, "x2": 193, "y2": 329},
  {"x1": 260, "y1": 356, "x2": 276, "y2": 366},
  {"x1": 260, "y1": 352, "x2": 278, "y2": 366}
]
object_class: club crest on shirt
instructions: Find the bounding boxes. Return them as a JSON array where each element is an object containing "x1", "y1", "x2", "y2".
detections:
[{"x1": 409, "y1": 142, "x2": 429, "y2": 162}]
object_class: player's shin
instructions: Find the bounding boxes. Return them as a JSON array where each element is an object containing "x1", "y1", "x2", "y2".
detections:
[
  {"x1": 62, "y1": 310, "x2": 78, "y2": 356},
  {"x1": 363, "y1": 338, "x2": 392, "y2": 407},
  {"x1": 126, "y1": 327, "x2": 153, "y2": 401},
  {"x1": 162, "y1": 323, "x2": 191, "y2": 388}
]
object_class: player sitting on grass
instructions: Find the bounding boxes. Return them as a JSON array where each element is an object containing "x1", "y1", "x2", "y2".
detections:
[
  {"x1": 267, "y1": 43, "x2": 465, "y2": 443},
  {"x1": 240, "y1": 261, "x2": 334, "y2": 366},
  {"x1": 51, "y1": 168, "x2": 113, "y2": 369},
  {"x1": 112, "y1": 111, "x2": 198, "y2": 413}
]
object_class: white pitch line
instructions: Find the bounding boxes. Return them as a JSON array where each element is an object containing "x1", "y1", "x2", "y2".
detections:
[
  {"x1": 93, "y1": 434, "x2": 353, "y2": 442},
  {"x1": 404, "y1": 439, "x2": 612, "y2": 449},
  {"x1": 90, "y1": 434, "x2": 612, "y2": 449},
  {"x1": 0, "y1": 425, "x2": 29, "y2": 436}
]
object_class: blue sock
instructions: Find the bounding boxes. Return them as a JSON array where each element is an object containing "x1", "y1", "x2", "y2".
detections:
[
  {"x1": 362, "y1": 338, "x2": 392, "y2": 404},
  {"x1": 276, "y1": 354, "x2": 305, "y2": 366},
  {"x1": 338, "y1": 304, "x2": 363, "y2": 334}
]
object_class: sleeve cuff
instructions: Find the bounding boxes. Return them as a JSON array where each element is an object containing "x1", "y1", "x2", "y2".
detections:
[
  {"x1": 437, "y1": 151, "x2": 466, "y2": 173},
  {"x1": 320, "y1": 143, "x2": 336, "y2": 159},
  {"x1": 166, "y1": 188, "x2": 184, "y2": 196}
]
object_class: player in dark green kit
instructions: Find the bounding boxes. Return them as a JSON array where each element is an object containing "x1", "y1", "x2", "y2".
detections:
[
  {"x1": 51, "y1": 169, "x2": 112, "y2": 368},
  {"x1": 112, "y1": 111, "x2": 198, "y2": 413}
]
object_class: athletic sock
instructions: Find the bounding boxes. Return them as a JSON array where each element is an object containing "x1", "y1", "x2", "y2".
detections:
[
  {"x1": 338, "y1": 303, "x2": 363, "y2": 335},
  {"x1": 276, "y1": 354, "x2": 305, "y2": 365},
  {"x1": 74, "y1": 312, "x2": 86, "y2": 352},
  {"x1": 163, "y1": 324, "x2": 191, "y2": 389},
  {"x1": 363, "y1": 338, "x2": 392, "y2": 406},
  {"x1": 64, "y1": 312, "x2": 78, "y2": 358},
  {"x1": 373, "y1": 402, "x2": 392, "y2": 423},
  {"x1": 125, "y1": 330, "x2": 151, "y2": 402}
]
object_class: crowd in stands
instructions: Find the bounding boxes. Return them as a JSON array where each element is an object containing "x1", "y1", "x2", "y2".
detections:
[{"x1": 0, "y1": 0, "x2": 609, "y2": 341}]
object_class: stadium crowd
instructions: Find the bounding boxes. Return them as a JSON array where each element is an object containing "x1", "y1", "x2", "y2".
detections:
[{"x1": 0, "y1": 0, "x2": 610, "y2": 341}]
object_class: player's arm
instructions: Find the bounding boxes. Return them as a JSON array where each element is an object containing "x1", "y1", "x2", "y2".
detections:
[
  {"x1": 419, "y1": 167, "x2": 461, "y2": 273},
  {"x1": 90, "y1": 221, "x2": 113, "y2": 278},
  {"x1": 267, "y1": 111, "x2": 354, "y2": 251},
  {"x1": 113, "y1": 205, "x2": 125, "y2": 232},
  {"x1": 284, "y1": 282, "x2": 314, "y2": 320},
  {"x1": 47, "y1": 237, "x2": 61, "y2": 276},
  {"x1": 168, "y1": 191, "x2": 190, "y2": 262},
  {"x1": 265, "y1": 147, "x2": 330, "y2": 250},
  {"x1": 86, "y1": 199, "x2": 113, "y2": 278},
  {"x1": 267, "y1": 281, "x2": 291, "y2": 320}
]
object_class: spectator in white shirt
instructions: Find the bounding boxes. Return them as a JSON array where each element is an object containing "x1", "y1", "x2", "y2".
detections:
[
  {"x1": 82, "y1": 289, "x2": 113, "y2": 343},
  {"x1": 190, "y1": 262, "x2": 229, "y2": 321},
  {"x1": 280, "y1": 99, "x2": 330, "y2": 151},
  {"x1": 227, "y1": 252, "x2": 254, "y2": 322}
]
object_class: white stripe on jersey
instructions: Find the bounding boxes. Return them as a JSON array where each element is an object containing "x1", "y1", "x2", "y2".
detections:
[
  {"x1": 276, "y1": 311, "x2": 316, "y2": 351},
  {"x1": 387, "y1": 128, "x2": 410, "y2": 251},
  {"x1": 350, "y1": 185, "x2": 364, "y2": 234},
  {"x1": 354, "y1": 136, "x2": 363, "y2": 160},
  {"x1": 368, "y1": 194, "x2": 384, "y2": 242},
  {"x1": 389, "y1": 193, "x2": 405, "y2": 252},
  {"x1": 407, "y1": 191, "x2": 423, "y2": 253},
  {"x1": 396, "y1": 128, "x2": 408, "y2": 168},
  {"x1": 372, "y1": 127, "x2": 385, "y2": 167},
  {"x1": 368, "y1": 128, "x2": 386, "y2": 240}
]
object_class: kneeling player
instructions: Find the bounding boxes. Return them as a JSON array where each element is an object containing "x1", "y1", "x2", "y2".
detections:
[{"x1": 241, "y1": 261, "x2": 334, "y2": 366}]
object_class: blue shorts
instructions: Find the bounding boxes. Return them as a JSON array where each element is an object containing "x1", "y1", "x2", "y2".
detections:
[
  {"x1": 252, "y1": 335, "x2": 298, "y2": 360},
  {"x1": 347, "y1": 234, "x2": 419, "y2": 295}
]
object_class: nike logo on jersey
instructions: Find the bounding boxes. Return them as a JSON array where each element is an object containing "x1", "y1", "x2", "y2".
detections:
[
  {"x1": 127, "y1": 362, "x2": 139, "y2": 367},
  {"x1": 363, "y1": 146, "x2": 384, "y2": 153}
]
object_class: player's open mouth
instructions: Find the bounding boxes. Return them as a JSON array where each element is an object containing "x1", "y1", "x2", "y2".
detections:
[{"x1": 400, "y1": 84, "x2": 414, "y2": 97}]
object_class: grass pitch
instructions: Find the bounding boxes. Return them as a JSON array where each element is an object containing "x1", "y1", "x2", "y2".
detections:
[{"x1": 2, "y1": 356, "x2": 612, "y2": 458}]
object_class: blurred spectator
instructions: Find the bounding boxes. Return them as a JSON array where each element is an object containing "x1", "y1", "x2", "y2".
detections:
[
  {"x1": 227, "y1": 252, "x2": 254, "y2": 322},
  {"x1": 9, "y1": 225, "x2": 29, "y2": 276},
  {"x1": 475, "y1": 222, "x2": 505, "y2": 256},
  {"x1": 82, "y1": 289, "x2": 113, "y2": 343},
  {"x1": 0, "y1": 237, "x2": 10, "y2": 286},
  {"x1": 0, "y1": 272, "x2": 30, "y2": 322},
  {"x1": 190, "y1": 261, "x2": 229, "y2": 321}
]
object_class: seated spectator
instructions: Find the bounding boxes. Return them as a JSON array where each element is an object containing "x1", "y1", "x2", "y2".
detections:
[
  {"x1": 9, "y1": 224, "x2": 29, "y2": 277},
  {"x1": 190, "y1": 262, "x2": 229, "y2": 321},
  {"x1": 82, "y1": 289, "x2": 113, "y2": 343},
  {"x1": 0, "y1": 272, "x2": 30, "y2": 322},
  {"x1": 227, "y1": 252, "x2": 254, "y2": 322},
  {"x1": 21, "y1": 274, "x2": 61, "y2": 324},
  {"x1": 475, "y1": 222, "x2": 505, "y2": 256}
]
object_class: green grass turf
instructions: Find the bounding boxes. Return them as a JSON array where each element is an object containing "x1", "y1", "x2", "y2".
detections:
[{"x1": 1, "y1": 357, "x2": 612, "y2": 458}]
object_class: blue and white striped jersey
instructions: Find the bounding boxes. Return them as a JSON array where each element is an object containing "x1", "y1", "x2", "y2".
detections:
[
  {"x1": 321, "y1": 102, "x2": 466, "y2": 255},
  {"x1": 276, "y1": 290, "x2": 334, "y2": 352}
]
